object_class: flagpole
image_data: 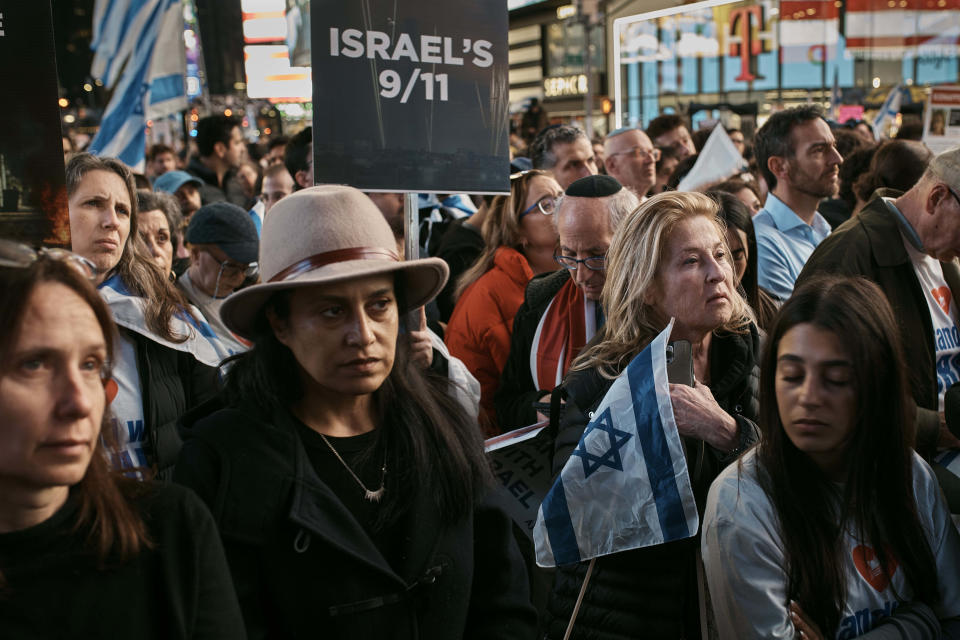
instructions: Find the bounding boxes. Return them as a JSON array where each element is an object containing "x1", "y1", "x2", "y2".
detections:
[{"x1": 562, "y1": 557, "x2": 596, "y2": 640}]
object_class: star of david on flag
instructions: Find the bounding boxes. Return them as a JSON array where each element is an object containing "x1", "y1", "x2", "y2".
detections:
[
  {"x1": 533, "y1": 319, "x2": 699, "y2": 567},
  {"x1": 571, "y1": 408, "x2": 632, "y2": 478}
]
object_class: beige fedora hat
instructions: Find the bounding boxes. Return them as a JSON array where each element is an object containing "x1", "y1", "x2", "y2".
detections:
[{"x1": 220, "y1": 185, "x2": 449, "y2": 340}]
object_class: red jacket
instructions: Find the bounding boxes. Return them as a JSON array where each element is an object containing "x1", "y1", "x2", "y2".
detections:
[{"x1": 445, "y1": 247, "x2": 533, "y2": 435}]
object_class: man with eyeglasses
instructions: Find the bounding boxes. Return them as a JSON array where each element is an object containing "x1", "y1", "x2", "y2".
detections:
[
  {"x1": 798, "y1": 147, "x2": 960, "y2": 468},
  {"x1": 177, "y1": 203, "x2": 259, "y2": 353},
  {"x1": 645, "y1": 114, "x2": 696, "y2": 160},
  {"x1": 495, "y1": 175, "x2": 639, "y2": 430},
  {"x1": 603, "y1": 127, "x2": 660, "y2": 200}
]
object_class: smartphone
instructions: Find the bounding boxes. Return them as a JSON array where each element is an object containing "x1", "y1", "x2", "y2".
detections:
[{"x1": 666, "y1": 340, "x2": 694, "y2": 387}]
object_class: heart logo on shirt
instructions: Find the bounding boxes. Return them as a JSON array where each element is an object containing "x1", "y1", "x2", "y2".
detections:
[
  {"x1": 852, "y1": 545, "x2": 897, "y2": 593},
  {"x1": 932, "y1": 286, "x2": 952, "y2": 315},
  {"x1": 105, "y1": 378, "x2": 118, "y2": 405}
]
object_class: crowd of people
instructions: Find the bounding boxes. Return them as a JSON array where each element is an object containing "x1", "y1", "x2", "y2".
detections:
[{"x1": 3, "y1": 103, "x2": 959, "y2": 639}]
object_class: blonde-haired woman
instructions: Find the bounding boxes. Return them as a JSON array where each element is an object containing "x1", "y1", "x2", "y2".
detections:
[
  {"x1": 543, "y1": 191, "x2": 761, "y2": 640},
  {"x1": 445, "y1": 169, "x2": 562, "y2": 434}
]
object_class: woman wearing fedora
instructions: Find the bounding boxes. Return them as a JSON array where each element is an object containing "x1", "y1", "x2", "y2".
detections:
[{"x1": 174, "y1": 185, "x2": 536, "y2": 639}]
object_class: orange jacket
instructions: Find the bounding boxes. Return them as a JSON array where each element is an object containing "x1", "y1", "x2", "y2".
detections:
[{"x1": 445, "y1": 246, "x2": 534, "y2": 435}]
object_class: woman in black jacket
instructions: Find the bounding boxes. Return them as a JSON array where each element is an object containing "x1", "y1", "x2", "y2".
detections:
[
  {"x1": 0, "y1": 250, "x2": 243, "y2": 638},
  {"x1": 174, "y1": 185, "x2": 536, "y2": 639},
  {"x1": 545, "y1": 191, "x2": 760, "y2": 640},
  {"x1": 66, "y1": 154, "x2": 223, "y2": 481}
]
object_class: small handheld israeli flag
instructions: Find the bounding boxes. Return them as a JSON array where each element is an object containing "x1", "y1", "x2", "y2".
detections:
[{"x1": 533, "y1": 320, "x2": 699, "y2": 567}]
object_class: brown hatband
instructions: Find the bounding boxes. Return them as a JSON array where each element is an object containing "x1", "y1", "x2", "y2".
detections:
[{"x1": 268, "y1": 246, "x2": 401, "y2": 283}]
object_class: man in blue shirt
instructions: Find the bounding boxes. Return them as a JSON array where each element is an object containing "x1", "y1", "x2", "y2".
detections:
[{"x1": 753, "y1": 105, "x2": 842, "y2": 300}]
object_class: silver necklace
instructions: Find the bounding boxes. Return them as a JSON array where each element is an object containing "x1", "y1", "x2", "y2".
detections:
[{"x1": 318, "y1": 433, "x2": 387, "y2": 503}]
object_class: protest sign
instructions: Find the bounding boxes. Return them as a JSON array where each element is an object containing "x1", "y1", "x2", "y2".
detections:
[
  {"x1": 924, "y1": 86, "x2": 960, "y2": 155},
  {"x1": 0, "y1": 1, "x2": 68, "y2": 246},
  {"x1": 310, "y1": 0, "x2": 509, "y2": 194},
  {"x1": 486, "y1": 422, "x2": 554, "y2": 539}
]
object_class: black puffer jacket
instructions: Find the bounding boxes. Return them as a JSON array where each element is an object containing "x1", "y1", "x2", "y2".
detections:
[
  {"x1": 128, "y1": 329, "x2": 219, "y2": 482},
  {"x1": 544, "y1": 325, "x2": 761, "y2": 640}
]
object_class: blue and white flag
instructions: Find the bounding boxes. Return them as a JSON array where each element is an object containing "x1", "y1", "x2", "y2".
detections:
[
  {"x1": 98, "y1": 273, "x2": 235, "y2": 367},
  {"x1": 937, "y1": 449, "x2": 960, "y2": 479},
  {"x1": 533, "y1": 320, "x2": 699, "y2": 567},
  {"x1": 89, "y1": 0, "x2": 186, "y2": 171},
  {"x1": 871, "y1": 84, "x2": 909, "y2": 141}
]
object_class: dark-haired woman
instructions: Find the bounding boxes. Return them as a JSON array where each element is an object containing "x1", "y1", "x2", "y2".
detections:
[
  {"x1": 709, "y1": 190, "x2": 779, "y2": 330},
  {"x1": 67, "y1": 153, "x2": 227, "y2": 481},
  {"x1": 852, "y1": 140, "x2": 932, "y2": 215},
  {"x1": 174, "y1": 185, "x2": 536, "y2": 639},
  {"x1": 0, "y1": 246, "x2": 243, "y2": 638},
  {"x1": 702, "y1": 276, "x2": 960, "y2": 638}
]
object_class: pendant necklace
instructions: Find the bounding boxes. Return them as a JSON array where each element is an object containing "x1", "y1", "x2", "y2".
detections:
[{"x1": 318, "y1": 433, "x2": 387, "y2": 503}]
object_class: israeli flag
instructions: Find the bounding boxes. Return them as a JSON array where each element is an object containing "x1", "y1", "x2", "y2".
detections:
[
  {"x1": 89, "y1": 0, "x2": 186, "y2": 171},
  {"x1": 871, "y1": 84, "x2": 908, "y2": 141},
  {"x1": 99, "y1": 274, "x2": 235, "y2": 366},
  {"x1": 937, "y1": 449, "x2": 960, "y2": 478},
  {"x1": 533, "y1": 320, "x2": 699, "y2": 567}
]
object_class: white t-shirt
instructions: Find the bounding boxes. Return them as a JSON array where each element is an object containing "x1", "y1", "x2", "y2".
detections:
[
  {"x1": 702, "y1": 450, "x2": 960, "y2": 639},
  {"x1": 104, "y1": 330, "x2": 147, "y2": 471},
  {"x1": 903, "y1": 234, "x2": 960, "y2": 411}
]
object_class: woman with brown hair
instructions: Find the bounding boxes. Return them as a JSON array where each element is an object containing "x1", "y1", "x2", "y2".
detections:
[
  {"x1": 445, "y1": 169, "x2": 562, "y2": 433},
  {"x1": 0, "y1": 246, "x2": 243, "y2": 638},
  {"x1": 66, "y1": 153, "x2": 227, "y2": 481}
]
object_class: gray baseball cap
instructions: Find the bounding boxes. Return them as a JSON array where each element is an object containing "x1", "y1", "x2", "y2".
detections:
[{"x1": 186, "y1": 202, "x2": 259, "y2": 264}]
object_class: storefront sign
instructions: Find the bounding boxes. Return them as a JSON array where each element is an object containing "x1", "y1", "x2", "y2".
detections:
[
  {"x1": 544, "y1": 74, "x2": 588, "y2": 97},
  {"x1": 311, "y1": 0, "x2": 509, "y2": 194},
  {"x1": 0, "y1": 1, "x2": 68, "y2": 246}
]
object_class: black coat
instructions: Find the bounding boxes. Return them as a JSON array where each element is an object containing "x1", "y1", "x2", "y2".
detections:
[
  {"x1": 0, "y1": 483, "x2": 245, "y2": 639},
  {"x1": 543, "y1": 326, "x2": 761, "y2": 640},
  {"x1": 128, "y1": 329, "x2": 219, "y2": 482},
  {"x1": 495, "y1": 270, "x2": 572, "y2": 431},
  {"x1": 174, "y1": 404, "x2": 537, "y2": 640},
  {"x1": 434, "y1": 218, "x2": 485, "y2": 323}
]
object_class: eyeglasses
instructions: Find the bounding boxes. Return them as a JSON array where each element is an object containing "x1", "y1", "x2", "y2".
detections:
[
  {"x1": 206, "y1": 251, "x2": 258, "y2": 279},
  {"x1": 609, "y1": 146, "x2": 661, "y2": 162},
  {"x1": 520, "y1": 196, "x2": 558, "y2": 218},
  {"x1": 554, "y1": 253, "x2": 607, "y2": 272},
  {"x1": 0, "y1": 239, "x2": 97, "y2": 280},
  {"x1": 946, "y1": 184, "x2": 960, "y2": 210}
]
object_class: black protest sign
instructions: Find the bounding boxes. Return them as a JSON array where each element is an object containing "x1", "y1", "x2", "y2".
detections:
[
  {"x1": 0, "y1": 1, "x2": 68, "y2": 246},
  {"x1": 311, "y1": 0, "x2": 509, "y2": 194},
  {"x1": 486, "y1": 426, "x2": 554, "y2": 539}
]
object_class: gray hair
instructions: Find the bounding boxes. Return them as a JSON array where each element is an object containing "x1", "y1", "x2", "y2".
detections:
[
  {"x1": 137, "y1": 189, "x2": 184, "y2": 251},
  {"x1": 530, "y1": 125, "x2": 589, "y2": 170},
  {"x1": 553, "y1": 187, "x2": 641, "y2": 235}
]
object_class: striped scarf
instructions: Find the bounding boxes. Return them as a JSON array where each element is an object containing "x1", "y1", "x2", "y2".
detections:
[{"x1": 530, "y1": 277, "x2": 598, "y2": 392}]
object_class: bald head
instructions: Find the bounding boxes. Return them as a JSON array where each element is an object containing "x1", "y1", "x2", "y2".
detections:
[{"x1": 604, "y1": 128, "x2": 658, "y2": 198}]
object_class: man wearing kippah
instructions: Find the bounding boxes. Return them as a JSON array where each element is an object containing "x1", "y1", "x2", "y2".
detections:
[
  {"x1": 798, "y1": 146, "x2": 960, "y2": 503},
  {"x1": 177, "y1": 202, "x2": 260, "y2": 354},
  {"x1": 495, "y1": 175, "x2": 639, "y2": 430}
]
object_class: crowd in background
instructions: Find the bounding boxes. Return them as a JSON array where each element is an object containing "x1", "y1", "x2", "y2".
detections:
[{"x1": 3, "y1": 103, "x2": 960, "y2": 639}]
